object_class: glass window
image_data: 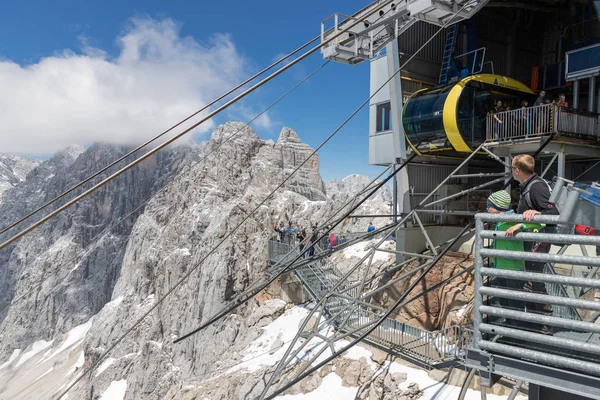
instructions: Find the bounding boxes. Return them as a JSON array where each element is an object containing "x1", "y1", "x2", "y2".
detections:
[
  {"x1": 402, "y1": 86, "x2": 453, "y2": 152},
  {"x1": 376, "y1": 102, "x2": 392, "y2": 132}
]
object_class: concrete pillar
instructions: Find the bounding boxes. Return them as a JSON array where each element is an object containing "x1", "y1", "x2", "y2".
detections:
[
  {"x1": 386, "y1": 39, "x2": 410, "y2": 264},
  {"x1": 596, "y1": 86, "x2": 600, "y2": 137},
  {"x1": 505, "y1": 156, "x2": 512, "y2": 185},
  {"x1": 589, "y1": 76, "x2": 596, "y2": 112},
  {"x1": 557, "y1": 152, "x2": 565, "y2": 178},
  {"x1": 573, "y1": 80, "x2": 580, "y2": 109}
]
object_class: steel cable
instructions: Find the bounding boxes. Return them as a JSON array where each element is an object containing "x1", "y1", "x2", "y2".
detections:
[
  {"x1": 1, "y1": 0, "x2": 397, "y2": 251},
  {"x1": 0, "y1": 61, "x2": 329, "y2": 318},
  {"x1": 54, "y1": 2, "x2": 397, "y2": 397},
  {"x1": 0, "y1": 37, "x2": 320, "y2": 236}
]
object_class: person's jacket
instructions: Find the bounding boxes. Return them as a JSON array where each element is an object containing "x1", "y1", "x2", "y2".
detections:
[
  {"x1": 517, "y1": 173, "x2": 559, "y2": 215},
  {"x1": 492, "y1": 211, "x2": 545, "y2": 270}
]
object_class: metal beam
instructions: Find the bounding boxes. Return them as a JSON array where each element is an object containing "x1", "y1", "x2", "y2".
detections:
[{"x1": 466, "y1": 350, "x2": 600, "y2": 399}]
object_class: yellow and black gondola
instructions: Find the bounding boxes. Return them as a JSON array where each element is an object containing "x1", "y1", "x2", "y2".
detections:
[{"x1": 403, "y1": 74, "x2": 536, "y2": 157}]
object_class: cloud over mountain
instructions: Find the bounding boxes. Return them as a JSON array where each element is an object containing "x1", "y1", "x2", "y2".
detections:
[{"x1": 0, "y1": 17, "x2": 255, "y2": 155}]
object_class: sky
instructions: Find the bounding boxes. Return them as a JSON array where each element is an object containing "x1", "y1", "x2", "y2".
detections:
[{"x1": 0, "y1": 0, "x2": 383, "y2": 182}]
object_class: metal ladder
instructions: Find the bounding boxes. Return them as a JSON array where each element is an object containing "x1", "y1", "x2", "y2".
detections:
[{"x1": 438, "y1": 24, "x2": 458, "y2": 86}]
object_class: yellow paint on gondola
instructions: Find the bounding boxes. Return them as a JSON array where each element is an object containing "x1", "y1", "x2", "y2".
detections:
[
  {"x1": 403, "y1": 74, "x2": 534, "y2": 155},
  {"x1": 443, "y1": 84, "x2": 471, "y2": 152}
]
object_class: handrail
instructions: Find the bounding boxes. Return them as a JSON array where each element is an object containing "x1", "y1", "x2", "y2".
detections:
[
  {"x1": 267, "y1": 238, "x2": 473, "y2": 365},
  {"x1": 454, "y1": 46, "x2": 486, "y2": 75},
  {"x1": 472, "y1": 211, "x2": 600, "y2": 377},
  {"x1": 485, "y1": 103, "x2": 599, "y2": 142}
]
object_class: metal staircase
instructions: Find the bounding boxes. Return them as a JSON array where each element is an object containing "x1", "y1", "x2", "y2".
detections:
[
  {"x1": 268, "y1": 239, "x2": 471, "y2": 365},
  {"x1": 438, "y1": 24, "x2": 458, "y2": 86},
  {"x1": 320, "y1": 0, "x2": 489, "y2": 65}
]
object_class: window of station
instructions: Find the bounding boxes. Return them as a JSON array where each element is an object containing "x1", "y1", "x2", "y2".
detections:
[{"x1": 376, "y1": 102, "x2": 392, "y2": 132}]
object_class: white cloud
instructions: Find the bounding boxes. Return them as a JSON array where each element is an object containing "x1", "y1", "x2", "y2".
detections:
[
  {"x1": 229, "y1": 102, "x2": 275, "y2": 132},
  {"x1": 0, "y1": 17, "x2": 252, "y2": 155}
]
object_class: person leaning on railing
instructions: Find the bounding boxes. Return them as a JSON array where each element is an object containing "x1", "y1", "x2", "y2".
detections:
[
  {"x1": 485, "y1": 190, "x2": 545, "y2": 324},
  {"x1": 519, "y1": 100, "x2": 531, "y2": 137},
  {"x1": 512, "y1": 154, "x2": 560, "y2": 319}
]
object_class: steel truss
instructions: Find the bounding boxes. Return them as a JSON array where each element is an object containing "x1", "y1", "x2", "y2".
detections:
[{"x1": 258, "y1": 142, "x2": 512, "y2": 398}]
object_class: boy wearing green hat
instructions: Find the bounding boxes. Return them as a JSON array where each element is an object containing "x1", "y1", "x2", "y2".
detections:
[{"x1": 486, "y1": 190, "x2": 545, "y2": 316}]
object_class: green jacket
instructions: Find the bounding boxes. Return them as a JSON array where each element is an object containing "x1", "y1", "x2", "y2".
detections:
[{"x1": 492, "y1": 213, "x2": 545, "y2": 271}]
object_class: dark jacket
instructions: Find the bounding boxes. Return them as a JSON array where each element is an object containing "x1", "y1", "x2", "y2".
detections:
[{"x1": 517, "y1": 173, "x2": 559, "y2": 215}]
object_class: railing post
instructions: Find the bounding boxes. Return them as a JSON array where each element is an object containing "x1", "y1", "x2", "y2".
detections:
[{"x1": 473, "y1": 215, "x2": 484, "y2": 350}]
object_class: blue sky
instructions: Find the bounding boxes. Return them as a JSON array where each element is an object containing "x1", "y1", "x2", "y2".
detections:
[{"x1": 0, "y1": 0, "x2": 383, "y2": 182}]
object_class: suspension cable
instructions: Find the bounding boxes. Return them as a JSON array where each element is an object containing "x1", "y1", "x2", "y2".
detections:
[
  {"x1": 173, "y1": 0, "x2": 470, "y2": 347},
  {"x1": 0, "y1": 38, "x2": 322, "y2": 237},
  {"x1": 58, "y1": 2, "x2": 466, "y2": 395},
  {"x1": 0, "y1": 61, "x2": 330, "y2": 318},
  {"x1": 1, "y1": 0, "x2": 397, "y2": 251},
  {"x1": 53, "y1": 2, "x2": 397, "y2": 397},
  {"x1": 175, "y1": 0, "x2": 476, "y2": 346},
  {"x1": 1, "y1": 0, "x2": 398, "y2": 239},
  {"x1": 263, "y1": 221, "x2": 474, "y2": 400},
  {"x1": 173, "y1": 154, "x2": 415, "y2": 344}
]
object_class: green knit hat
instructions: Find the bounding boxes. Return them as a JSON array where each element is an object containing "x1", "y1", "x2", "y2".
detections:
[{"x1": 487, "y1": 190, "x2": 511, "y2": 212}]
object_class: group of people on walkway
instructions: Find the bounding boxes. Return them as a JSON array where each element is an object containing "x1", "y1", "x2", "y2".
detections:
[
  {"x1": 489, "y1": 90, "x2": 569, "y2": 138},
  {"x1": 273, "y1": 221, "x2": 379, "y2": 258}
]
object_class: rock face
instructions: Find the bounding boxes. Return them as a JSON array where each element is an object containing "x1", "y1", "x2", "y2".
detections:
[
  {"x1": 375, "y1": 253, "x2": 474, "y2": 331},
  {"x1": 326, "y1": 174, "x2": 392, "y2": 203},
  {"x1": 0, "y1": 123, "x2": 382, "y2": 399},
  {"x1": 276, "y1": 127, "x2": 326, "y2": 201},
  {"x1": 0, "y1": 121, "x2": 466, "y2": 399},
  {"x1": 0, "y1": 142, "x2": 198, "y2": 352},
  {"x1": 0, "y1": 153, "x2": 41, "y2": 202}
]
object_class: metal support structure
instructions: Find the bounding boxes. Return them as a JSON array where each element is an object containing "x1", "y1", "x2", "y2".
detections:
[
  {"x1": 574, "y1": 79, "x2": 580, "y2": 109},
  {"x1": 557, "y1": 151, "x2": 565, "y2": 179},
  {"x1": 258, "y1": 136, "x2": 600, "y2": 397},
  {"x1": 541, "y1": 153, "x2": 558, "y2": 179},
  {"x1": 467, "y1": 211, "x2": 600, "y2": 399},
  {"x1": 320, "y1": 0, "x2": 490, "y2": 65},
  {"x1": 589, "y1": 76, "x2": 596, "y2": 113},
  {"x1": 261, "y1": 222, "x2": 474, "y2": 400},
  {"x1": 258, "y1": 146, "x2": 509, "y2": 396}
]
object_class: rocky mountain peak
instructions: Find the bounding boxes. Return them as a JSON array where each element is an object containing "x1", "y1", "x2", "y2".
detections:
[
  {"x1": 54, "y1": 144, "x2": 86, "y2": 164},
  {"x1": 0, "y1": 154, "x2": 40, "y2": 201},
  {"x1": 210, "y1": 121, "x2": 259, "y2": 144},
  {"x1": 277, "y1": 126, "x2": 301, "y2": 144},
  {"x1": 326, "y1": 174, "x2": 392, "y2": 203},
  {"x1": 0, "y1": 123, "x2": 392, "y2": 399}
]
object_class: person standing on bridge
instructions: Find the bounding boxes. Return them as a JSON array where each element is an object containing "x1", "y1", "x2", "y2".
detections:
[
  {"x1": 512, "y1": 154, "x2": 559, "y2": 318},
  {"x1": 367, "y1": 222, "x2": 375, "y2": 232},
  {"x1": 486, "y1": 190, "x2": 545, "y2": 321}
]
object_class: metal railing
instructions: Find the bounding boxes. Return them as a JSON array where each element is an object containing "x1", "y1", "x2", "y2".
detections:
[
  {"x1": 472, "y1": 212, "x2": 600, "y2": 379},
  {"x1": 485, "y1": 103, "x2": 599, "y2": 142},
  {"x1": 268, "y1": 239, "x2": 473, "y2": 365},
  {"x1": 556, "y1": 108, "x2": 599, "y2": 138},
  {"x1": 454, "y1": 47, "x2": 486, "y2": 75}
]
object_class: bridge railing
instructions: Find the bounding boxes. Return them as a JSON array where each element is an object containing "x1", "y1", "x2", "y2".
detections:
[
  {"x1": 267, "y1": 238, "x2": 474, "y2": 366},
  {"x1": 469, "y1": 212, "x2": 600, "y2": 383},
  {"x1": 485, "y1": 103, "x2": 599, "y2": 142}
]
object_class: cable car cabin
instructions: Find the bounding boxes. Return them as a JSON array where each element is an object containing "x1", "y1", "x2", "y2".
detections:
[{"x1": 403, "y1": 74, "x2": 536, "y2": 157}]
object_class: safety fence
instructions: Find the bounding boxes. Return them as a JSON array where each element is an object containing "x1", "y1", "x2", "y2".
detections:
[
  {"x1": 268, "y1": 239, "x2": 473, "y2": 366},
  {"x1": 485, "y1": 103, "x2": 598, "y2": 142}
]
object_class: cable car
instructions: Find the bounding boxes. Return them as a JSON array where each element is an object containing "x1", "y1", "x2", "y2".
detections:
[{"x1": 403, "y1": 74, "x2": 536, "y2": 157}]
